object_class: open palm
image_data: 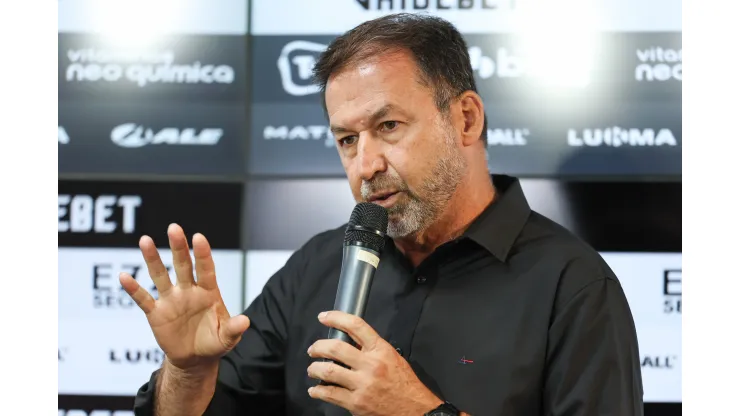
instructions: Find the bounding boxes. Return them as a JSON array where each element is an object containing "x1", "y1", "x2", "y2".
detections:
[{"x1": 119, "y1": 223, "x2": 250, "y2": 371}]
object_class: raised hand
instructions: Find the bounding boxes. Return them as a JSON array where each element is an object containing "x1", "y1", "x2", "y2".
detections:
[{"x1": 119, "y1": 223, "x2": 250, "y2": 372}]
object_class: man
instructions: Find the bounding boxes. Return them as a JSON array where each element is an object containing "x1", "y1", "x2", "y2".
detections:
[{"x1": 123, "y1": 13, "x2": 644, "y2": 416}]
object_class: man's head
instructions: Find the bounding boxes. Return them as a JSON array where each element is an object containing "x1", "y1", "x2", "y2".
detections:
[{"x1": 312, "y1": 13, "x2": 488, "y2": 239}]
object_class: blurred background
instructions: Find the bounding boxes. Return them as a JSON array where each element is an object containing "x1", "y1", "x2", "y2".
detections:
[{"x1": 58, "y1": 0, "x2": 681, "y2": 414}]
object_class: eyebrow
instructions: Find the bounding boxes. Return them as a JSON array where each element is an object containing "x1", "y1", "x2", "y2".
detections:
[{"x1": 330, "y1": 104, "x2": 396, "y2": 136}]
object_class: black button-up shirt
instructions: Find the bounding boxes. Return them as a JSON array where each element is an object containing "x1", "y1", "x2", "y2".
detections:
[{"x1": 133, "y1": 175, "x2": 644, "y2": 415}]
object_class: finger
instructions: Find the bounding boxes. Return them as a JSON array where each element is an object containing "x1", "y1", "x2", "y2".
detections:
[
  {"x1": 168, "y1": 223, "x2": 195, "y2": 287},
  {"x1": 308, "y1": 339, "x2": 363, "y2": 370},
  {"x1": 119, "y1": 272, "x2": 156, "y2": 314},
  {"x1": 318, "y1": 311, "x2": 381, "y2": 350},
  {"x1": 220, "y1": 314, "x2": 251, "y2": 350},
  {"x1": 192, "y1": 233, "x2": 217, "y2": 290},
  {"x1": 307, "y1": 361, "x2": 359, "y2": 390},
  {"x1": 138, "y1": 235, "x2": 173, "y2": 295},
  {"x1": 308, "y1": 384, "x2": 353, "y2": 409}
]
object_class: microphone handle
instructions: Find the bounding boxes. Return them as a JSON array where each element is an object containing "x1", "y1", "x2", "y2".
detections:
[{"x1": 320, "y1": 244, "x2": 380, "y2": 385}]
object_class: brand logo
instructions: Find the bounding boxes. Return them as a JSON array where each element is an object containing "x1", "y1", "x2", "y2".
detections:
[
  {"x1": 469, "y1": 46, "x2": 524, "y2": 79},
  {"x1": 58, "y1": 194, "x2": 142, "y2": 234},
  {"x1": 264, "y1": 124, "x2": 336, "y2": 148},
  {"x1": 635, "y1": 47, "x2": 682, "y2": 82},
  {"x1": 277, "y1": 40, "x2": 327, "y2": 96},
  {"x1": 59, "y1": 126, "x2": 70, "y2": 144},
  {"x1": 663, "y1": 268, "x2": 681, "y2": 314},
  {"x1": 355, "y1": 0, "x2": 515, "y2": 11},
  {"x1": 458, "y1": 355, "x2": 474, "y2": 364},
  {"x1": 277, "y1": 41, "x2": 523, "y2": 96},
  {"x1": 93, "y1": 262, "x2": 169, "y2": 309},
  {"x1": 641, "y1": 355, "x2": 679, "y2": 369},
  {"x1": 109, "y1": 348, "x2": 164, "y2": 365},
  {"x1": 59, "y1": 411, "x2": 134, "y2": 416},
  {"x1": 64, "y1": 48, "x2": 235, "y2": 88},
  {"x1": 111, "y1": 124, "x2": 223, "y2": 148},
  {"x1": 487, "y1": 128, "x2": 528, "y2": 146},
  {"x1": 567, "y1": 127, "x2": 678, "y2": 147}
]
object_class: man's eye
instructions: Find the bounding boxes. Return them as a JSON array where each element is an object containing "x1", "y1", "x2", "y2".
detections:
[
  {"x1": 339, "y1": 136, "x2": 358, "y2": 146},
  {"x1": 380, "y1": 121, "x2": 399, "y2": 131}
]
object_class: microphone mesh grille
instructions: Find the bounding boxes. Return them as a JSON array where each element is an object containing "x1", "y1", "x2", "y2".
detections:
[
  {"x1": 348, "y1": 202, "x2": 388, "y2": 232},
  {"x1": 344, "y1": 203, "x2": 388, "y2": 252}
]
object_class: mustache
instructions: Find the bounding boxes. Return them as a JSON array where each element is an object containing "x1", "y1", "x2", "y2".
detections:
[{"x1": 360, "y1": 174, "x2": 409, "y2": 200}]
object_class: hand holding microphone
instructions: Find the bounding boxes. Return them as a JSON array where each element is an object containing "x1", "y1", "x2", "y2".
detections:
[
  {"x1": 305, "y1": 203, "x2": 444, "y2": 415},
  {"x1": 325, "y1": 202, "x2": 389, "y2": 349}
]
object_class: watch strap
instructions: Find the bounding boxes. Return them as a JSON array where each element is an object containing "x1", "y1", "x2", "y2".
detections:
[{"x1": 424, "y1": 401, "x2": 460, "y2": 416}]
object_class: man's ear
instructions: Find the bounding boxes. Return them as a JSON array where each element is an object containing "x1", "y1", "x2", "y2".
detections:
[{"x1": 457, "y1": 91, "x2": 485, "y2": 147}]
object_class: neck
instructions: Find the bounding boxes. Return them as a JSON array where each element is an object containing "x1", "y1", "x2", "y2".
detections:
[{"x1": 393, "y1": 172, "x2": 495, "y2": 267}]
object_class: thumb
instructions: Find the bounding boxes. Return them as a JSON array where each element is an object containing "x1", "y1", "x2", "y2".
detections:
[{"x1": 221, "y1": 314, "x2": 251, "y2": 347}]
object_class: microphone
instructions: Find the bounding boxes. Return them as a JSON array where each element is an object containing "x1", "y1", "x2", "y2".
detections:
[{"x1": 322, "y1": 202, "x2": 388, "y2": 371}]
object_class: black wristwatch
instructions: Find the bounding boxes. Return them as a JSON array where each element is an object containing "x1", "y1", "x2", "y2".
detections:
[{"x1": 424, "y1": 401, "x2": 460, "y2": 416}]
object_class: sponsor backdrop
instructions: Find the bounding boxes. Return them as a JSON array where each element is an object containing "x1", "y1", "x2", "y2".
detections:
[
  {"x1": 58, "y1": 1, "x2": 681, "y2": 415},
  {"x1": 249, "y1": 0, "x2": 681, "y2": 178},
  {"x1": 58, "y1": 0, "x2": 249, "y2": 179},
  {"x1": 57, "y1": 0, "x2": 250, "y2": 412}
]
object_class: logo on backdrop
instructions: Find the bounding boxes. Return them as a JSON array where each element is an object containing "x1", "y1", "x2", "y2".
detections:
[
  {"x1": 641, "y1": 355, "x2": 679, "y2": 369},
  {"x1": 277, "y1": 40, "x2": 327, "y2": 96},
  {"x1": 277, "y1": 41, "x2": 523, "y2": 96},
  {"x1": 263, "y1": 124, "x2": 336, "y2": 148},
  {"x1": 663, "y1": 268, "x2": 681, "y2": 314},
  {"x1": 58, "y1": 194, "x2": 142, "y2": 234},
  {"x1": 567, "y1": 127, "x2": 678, "y2": 147},
  {"x1": 354, "y1": 0, "x2": 516, "y2": 11},
  {"x1": 59, "y1": 411, "x2": 134, "y2": 416},
  {"x1": 487, "y1": 128, "x2": 528, "y2": 146},
  {"x1": 109, "y1": 348, "x2": 164, "y2": 365},
  {"x1": 635, "y1": 47, "x2": 682, "y2": 82},
  {"x1": 64, "y1": 47, "x2": 235, "y2": 87},
  {"x1": 110, "y1": 124, "x2": 223, "y2": 148},
  {"x1": 93, "y1": 263, "x2": 168, "y2": 309},
  {"x1": 468, "y1": 46, "x2": 524, "y2": 79}
]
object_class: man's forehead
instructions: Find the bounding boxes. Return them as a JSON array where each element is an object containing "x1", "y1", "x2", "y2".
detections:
[
  {"x1": 325, "y1": 52, "x2": 420, "y2": 100},
  {"x1": 329, "y1": 102, "x2": 400, "y2": 133}
]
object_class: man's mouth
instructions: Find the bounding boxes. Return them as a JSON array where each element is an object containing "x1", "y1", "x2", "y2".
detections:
[
  {"x1": 368, "y1": 191, "x2": 401, "y2": 208},
  {"x1": 369, "y1": 191, "x2": 397, "y2": 202}
]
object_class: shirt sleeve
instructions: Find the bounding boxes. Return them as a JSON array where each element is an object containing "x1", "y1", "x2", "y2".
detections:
[
  {"x1": 132, "y1": 246, "x2": 309, "y2": 416},
  {"x1": 542, "y1": 276, "x2": 645, "y2": 416}
]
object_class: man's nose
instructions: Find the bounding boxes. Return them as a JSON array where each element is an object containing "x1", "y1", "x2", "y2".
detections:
[{"x1": 356, "y1": 135, "x2": 387, "y2": 182}]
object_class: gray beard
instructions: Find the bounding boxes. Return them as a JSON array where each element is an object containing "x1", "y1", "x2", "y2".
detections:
[
  {"x1": 385, "y1": 139, "x2": 466, "y2": 239},
  {"x1": 360, "y1": 122, "x2": 467, "y2": 239}
]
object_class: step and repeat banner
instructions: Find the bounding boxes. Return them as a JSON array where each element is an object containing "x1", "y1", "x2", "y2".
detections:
[
  {"x1": 58, "y1": 0, "x2": 249, "y2": 414},
  {"x1": 248, "y1": 0, "x2": 681, "y2": 178},
  {"x1": 59, "y1": 0, "x2": 681, "y2": 415},
  {"x1": 57, "y1": 0, "x2": 248, "y2": 178},
  {"x1": 57, "y1": 180, "x2": 245, "y2": 414}
]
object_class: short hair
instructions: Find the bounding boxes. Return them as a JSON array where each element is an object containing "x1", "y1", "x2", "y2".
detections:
[{"x1": 311, "y1": 13, "x2": 487, "y2": 141}]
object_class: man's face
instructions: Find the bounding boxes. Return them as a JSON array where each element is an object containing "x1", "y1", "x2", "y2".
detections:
[{"x1": 324, "y1": 50, "x2": 467, "y2": 238}]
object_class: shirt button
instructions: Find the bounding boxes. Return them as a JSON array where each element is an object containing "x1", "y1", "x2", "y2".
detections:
[{"x1": 417, "y1": 276, "x2": 427, "y2": 284}]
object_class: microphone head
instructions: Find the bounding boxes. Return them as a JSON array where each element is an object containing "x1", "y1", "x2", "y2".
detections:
[{"x1": 344, "y1": 202, "x2": 388, "y2": 252}]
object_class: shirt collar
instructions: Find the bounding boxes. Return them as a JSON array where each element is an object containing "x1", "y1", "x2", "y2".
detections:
[{"x1": 462, "y1": 174, "x2": 531, "y2": 262}]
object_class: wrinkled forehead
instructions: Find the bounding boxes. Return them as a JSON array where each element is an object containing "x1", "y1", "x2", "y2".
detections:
[{"x1": 324, "y1": 53, "x2": 432, "y2": 126}]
